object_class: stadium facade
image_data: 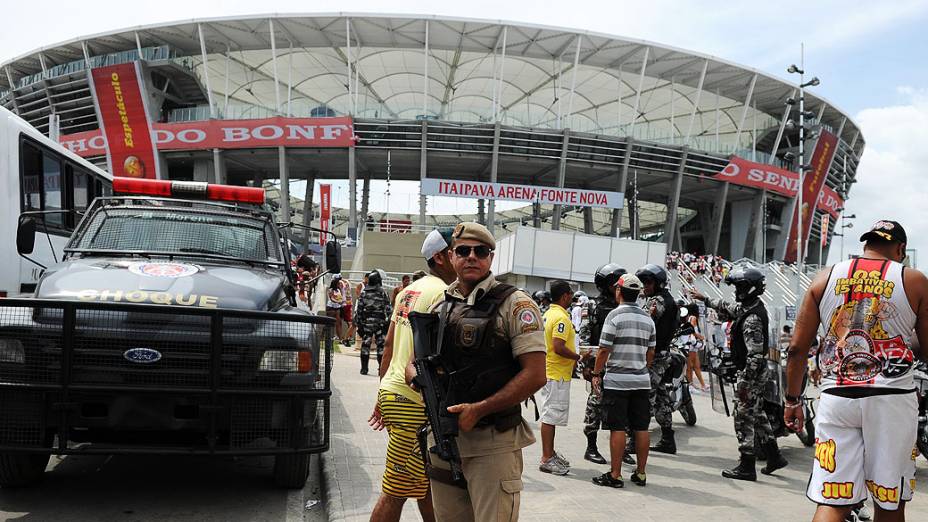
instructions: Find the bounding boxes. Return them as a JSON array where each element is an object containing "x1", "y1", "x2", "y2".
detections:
[{"x1": 0, "y1": 14, "x2": 862, "y2": 263}]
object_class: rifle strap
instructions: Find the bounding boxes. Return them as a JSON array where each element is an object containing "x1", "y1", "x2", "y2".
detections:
[
  {"x1": 427, "y1": 466, "x2": 468, "y2": 489},
  {"x1": 523, "y1": 395, "x2": 540, "y2": 421}
]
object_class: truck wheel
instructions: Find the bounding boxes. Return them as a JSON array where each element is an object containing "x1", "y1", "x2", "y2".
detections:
[
  {"x1": 0, "y1": 453, "x2": 50, "y2": 487},
  {"x1": 273, "y1": 453, "x2": 311, "y2": 489}
]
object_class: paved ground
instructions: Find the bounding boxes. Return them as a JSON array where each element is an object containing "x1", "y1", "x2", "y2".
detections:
[{"x1": 324, "y1": 352, "x2": 928, "y2": 521}]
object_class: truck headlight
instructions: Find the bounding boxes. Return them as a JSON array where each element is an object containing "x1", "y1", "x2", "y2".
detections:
[
  {"x1": 0, "y1": 339, "x2": 25, "y2": 364},
  {"x1": 259, "y1": 350, "x2": 312, "y2": 373}
]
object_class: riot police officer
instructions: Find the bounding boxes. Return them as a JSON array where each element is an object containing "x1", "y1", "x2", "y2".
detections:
[
  {"x1": 426, "y1": 222, "x2": 546, "y2": 521},
  {"x1": 691, "y1": 267, "x2": 788, "y2": 480},
  {"x1": 354, "y1": 269, "x2": 392, "y2": 375},
  {"x1": 533, "y1": 290, "x2": 552, "y2": 315},
  {"x1": 636, "y1": 264, "x2": 679, "y2": 454},
  {"x1": 580, "y1": 263, "x2": 626, "y2": 464}
]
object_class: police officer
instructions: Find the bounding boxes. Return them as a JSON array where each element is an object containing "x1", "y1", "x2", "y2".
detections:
[
  {"x1": 580, "y1": 263, "x2": 627, "y2": 464},
  {"x1": 690, "y1": 267, "x2": 788, "y2": 480},
  {"x1": 533, "y1": 290, "x2": 552, "y2": 315},
  {"x1": 354, "y1": 269, "x2": 392, "y2": 375},
  {"x1": 427, "y1": 222, "x2": 546, "y2": 521},
  {"x1": 636, "y1": 263, "x2": 679, "y2": 454}
]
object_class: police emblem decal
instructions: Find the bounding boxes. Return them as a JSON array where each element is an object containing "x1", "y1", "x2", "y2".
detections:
[
  {"x1": 460, "y1": 324, "x2": 478, "y2": 347},
  {"x1": 128, "y1": 262, "x2": 199, "y2": 278}
]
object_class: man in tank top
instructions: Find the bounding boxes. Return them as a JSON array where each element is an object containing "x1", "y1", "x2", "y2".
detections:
[{"x1": 786, "y1": 220, "x2": 928, "y2": 521}]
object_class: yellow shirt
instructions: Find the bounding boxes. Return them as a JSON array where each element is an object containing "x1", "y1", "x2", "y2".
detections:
[
  {"x1": 543, "y1": 304, "x2": 576, "y2": 381},
  {"x1": 379, "y1": 275, "x2": 448, "y2": 405}
]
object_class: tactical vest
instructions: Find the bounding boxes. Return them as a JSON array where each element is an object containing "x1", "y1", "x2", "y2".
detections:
[
  {"x1": 654, "y1": 289, "x2": 679, "y2": 354},
  {"x1": 438, "y1": 282, "x2": 522, "y2": 432},
  {"x1": 589, "y1": 294, "x2": 618, "y2": 346},
  {"x1": 730, "y1": 300, "x2": 769, "y2": 371}
]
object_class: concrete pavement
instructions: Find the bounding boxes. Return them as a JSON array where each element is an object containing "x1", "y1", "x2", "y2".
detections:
[{"x1": 323, "y1": 352, "x2": 928, "y2": 521}]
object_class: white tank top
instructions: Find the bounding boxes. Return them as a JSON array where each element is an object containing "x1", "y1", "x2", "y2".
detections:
[{"x1": 817, "y1": 258, "x2": 917, "y2": 391}]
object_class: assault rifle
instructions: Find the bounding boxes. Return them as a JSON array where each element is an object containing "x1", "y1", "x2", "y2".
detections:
[{"x1": 407, "y1": 311, "x2": 466, "y2": 487}]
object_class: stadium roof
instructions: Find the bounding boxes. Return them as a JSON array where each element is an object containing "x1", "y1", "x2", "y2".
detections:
[{"x1": 0, "y1": 13, "x2": 863, "y2": 154}]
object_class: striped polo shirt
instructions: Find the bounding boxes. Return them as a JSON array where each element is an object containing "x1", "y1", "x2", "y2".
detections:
[{"x1": 599, "y1": 303, "x2": 656, "y2": 390}]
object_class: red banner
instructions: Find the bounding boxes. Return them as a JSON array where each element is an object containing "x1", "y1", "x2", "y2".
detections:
[
  {"x1": 716, "y1": 155, "x2": 844, "y2": 218},
  {"x1": 784, "y1": 130, "x2": 839, "y2": 263},
  {"x1": 821, "y1": 214, "x2": 830, "y2": 247},
  {"x1": 319, "y1": 184, "x2": 332, "y2": 246},
  {"x1": 59, "y1": 117, "x2": 355, "y2": 158},
  {"x1": 89, "y1": 63, "x2": 159, "y2": 179}
]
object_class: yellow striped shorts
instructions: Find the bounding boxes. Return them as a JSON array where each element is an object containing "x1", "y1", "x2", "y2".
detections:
[{"x1": 377, "y1": 390, "x2": 429, "y2": 499}]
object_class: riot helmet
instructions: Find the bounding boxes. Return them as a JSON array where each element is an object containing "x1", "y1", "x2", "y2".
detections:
[
  {"x1": 635, "y1": 264, "x2": 668, "y2": 290},
  {"x1": 367, "y1": 269, "x2": 384, "y2": 287},
  {"x1": 594, "y1": 263, "x2": 628, "y2": 294},
  {"x1": 533, "y1": 290, "x2": 551, "y2": 305},
  {"x1": 724, "y1": 267, "x2": 766, "y2": 303}
]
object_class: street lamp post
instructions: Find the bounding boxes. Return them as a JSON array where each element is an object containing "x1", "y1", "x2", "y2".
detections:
[
  {"x1": 838, "y1": 210, "x2": 856, "y2": 261},
  {"x1": 787, "y1": 48, "x2": 820, "y2": 304}
]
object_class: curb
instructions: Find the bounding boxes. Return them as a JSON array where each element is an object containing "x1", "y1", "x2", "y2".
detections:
[{"x1": 321, "y1": 448, "x2": 348, "y2": 522}]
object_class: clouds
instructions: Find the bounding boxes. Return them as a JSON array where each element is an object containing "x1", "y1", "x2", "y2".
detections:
[{"x1": 830, "y1": 88, "x2": 928, "y2": 264}]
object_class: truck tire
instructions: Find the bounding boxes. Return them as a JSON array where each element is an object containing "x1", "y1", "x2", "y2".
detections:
[
  {"x1": 273, "y1": 453, "x2": 311, "y2": 489},
  {"x1": 0, "y1": 453, "x2": 50, "y2": 487}
]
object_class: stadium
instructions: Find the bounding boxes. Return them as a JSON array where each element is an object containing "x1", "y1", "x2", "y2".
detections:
[{"x1": 0, "y1": 13, "x2": 862, "y2": 264}]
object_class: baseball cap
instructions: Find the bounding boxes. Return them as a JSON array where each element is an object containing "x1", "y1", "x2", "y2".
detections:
[
  {"x1": 421, "y1": 228, "x2": 454, "y2": 260},
  {"x1": 615, "y1": 274, "x2": 643, "y2": 291},
  {"x1": 859, "y1": 220, "x2": 907, "y2": 244}
]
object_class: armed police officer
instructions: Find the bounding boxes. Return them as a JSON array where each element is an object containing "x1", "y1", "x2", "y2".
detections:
[
  {"x1": 580, "y1": 263, "x2": 627, "y2": 464},
  {"x1": 355, "y1": 269, "x2": 392, "y2": 375},
  {"x1": 533, "y1": 290, "x2": 552, "y2": 315},
  {"x1": 423, "y1": 222, "x2": 546, "y2": 522},
  {"x1": 690, "y1": 267, "x2": 788, "y2": 480},
  {"x1": 636, "y1": 264, "x2": 679, "y2": 454}
]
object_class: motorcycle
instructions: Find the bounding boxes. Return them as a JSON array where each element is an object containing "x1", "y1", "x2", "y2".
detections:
[
  {"x1": 915, "y1": 361, "x2": 928, "y2": 461},
  {"x1": 662, "y1": 344, "x2": 697, "y2": 426}
]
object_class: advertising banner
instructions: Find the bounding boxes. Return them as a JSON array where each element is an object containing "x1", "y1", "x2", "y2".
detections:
[
  {"x1": 784, "y1": 129, "x2": 839, "y2": 263},
  {"x1": 319, "y1": 184, "x2": 332, "y2": 246},
  {"x1": 89, "y1": 63, "x2": 159, "y2": 179},
  {"x1": 821, "y1": 214, "x2": 830, "y2": 247},
  {"x1": 420, "y1": 178, "x2": 624, "y2": 209},
  {"x1": 716, "y1": 155, "x2": 843, "y2": 218},
  {"x1": 59, "y1": 117, "x2": 356, "y2": 157}
]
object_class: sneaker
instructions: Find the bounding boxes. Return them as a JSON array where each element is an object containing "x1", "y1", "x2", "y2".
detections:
[
  {"x1": 622, "y1": 451, "x2": 635, "y2": 465},
  {"x1": 856, "y1": 504, "x2": 871, "y2": 521},
  {"x1": 539, "y1": 456, "x2": 569, "y2": 476},
  {"x1": 592, "y1": 472, "x2": 624, "y2": 488},
  {"x1": 630, "y1": 470, "x2": 647, "y2": 486},
  {"x1": 553, "y1": 451, "x2": 570, "y2": 467}
]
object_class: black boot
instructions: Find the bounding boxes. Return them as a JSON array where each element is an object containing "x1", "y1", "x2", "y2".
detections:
[
  {"x1": 360, "y1": 354, "x2": 369, "y2": 375},
  {"x1": 376, "y1": 353, "x2": 383, "y2": 374},
  {"x1": 584, "y1": 433, "x2": 607, "y2": 464},
  {"x1": 760, "y1": 440, "x2": 788, "y2": 475},
  {"x1": 650, "y1": 427, "x2": 677, "y2": 454},
  {"x1": 722, "y1": 454, "x2": 757, "y2": 481}
]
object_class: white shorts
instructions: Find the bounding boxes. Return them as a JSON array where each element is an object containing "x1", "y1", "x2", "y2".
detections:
[
  {"x1": 807, "y1": 391, "x2": 917, "y2": 511},
  {"x1": 539, "y1": 379, "x2": 571, "y2": 426}
]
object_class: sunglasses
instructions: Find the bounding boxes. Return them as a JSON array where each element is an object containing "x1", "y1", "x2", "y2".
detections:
[{"x1": 454, "y1": 245, "x2": 493, "y2": 259}]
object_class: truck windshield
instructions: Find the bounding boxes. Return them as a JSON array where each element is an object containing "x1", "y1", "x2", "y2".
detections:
[{"x1": 70, "y1": 208, "x2": 281, "y2": 263}]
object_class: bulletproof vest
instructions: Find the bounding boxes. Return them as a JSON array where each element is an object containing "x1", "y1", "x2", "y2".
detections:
[
  {"x1": 730, "y1": 300, "x2": 769, "y2": 371},
  {"x1": 588, "y1": 294, "x2": 618, "y2": 346},
  {"x1": 439, "y1": 283, "x2": 522, "y2": 431},
  {"x1": 654, "y1": 290, "x2": 679, "y2": 354}
]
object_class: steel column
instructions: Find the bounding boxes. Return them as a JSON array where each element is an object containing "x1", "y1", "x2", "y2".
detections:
[
  {"x1": 197, "y1": 24, "x2": 216, "y2": 118},
  {"x1": 301, "y1": 171, "x2": 315, "y2": 251},
  {"x1": 269, "y1": 19, "x2": 280, "y2": 114},
  {"x1": 551, "y1": 129, "x2": 571, "y2": 230},
  {"x1": 360, "y1": 173, "x2": 371, "y2": 226},
  {"x1": 663, "y1": 148, "x2": 687, "y2": 249},
  {"x1": 630, "y1": 47, "x2": 650, "y2": 136},
  {"x1": 768, "y1": 89, "x2": 796, "y2": 165},
  {"x1": 565, "y1": 35, "x2": 582, "y2": 124},
  {"x1": 419, "y1": 121, "x2": 428, "y2": 225},
  {"x1": 583, "y1": 207, "x2": 594, "y2": 234},
  {"x1": 487, "y1": 122, "x2": 501, "y2": 232},
  {"x1": 278, "y1": 146, "x2": 290, "y2": 223},
  {"x1": 610, "y1": 138, "x2": 633, "y2": 237},
  {"x1": 684, "y1": 59, "x2": 709, "y2": 145},
  {"x1": 346, "y1": 17, "x2": 353, "y2": 114},
  {"x1": 744, "y1": 188, "x2": 766, "y2": 259},
  {"x1": 212, "y1": 149, "x2": 223, "y2": 184},
  {"x1": 709, "y1": 181, "x2": 729, "y2": 255},
  {"x1": 495, "y1": 27, "x2": 508, "y2": 121},
  {"x1": 423, "y1": 20, "x2": 429, "y2": 116},
  {"x1": 732, "y1": 74, "x2": 757, "y2": 147},
  {"x1": 134, "y1": 32, "x2": 144, "y2": 59},
  {"x1": 348, "y1": 146, "x2": 357, "y2": 233}
]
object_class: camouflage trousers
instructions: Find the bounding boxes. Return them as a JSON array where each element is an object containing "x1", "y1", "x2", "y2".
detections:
[
  {"x1": 582, "y1": 382, "x2": 601, "y2": 437},
  {"x1": 360, "y1": 331, "x2": 386, "y2": 359},
  {"x1": 649, "y1": 355, "x2": 673, "y2": 429},
  {"x1": 733, "y1": 366, "x2": 774, "y2": 456}
]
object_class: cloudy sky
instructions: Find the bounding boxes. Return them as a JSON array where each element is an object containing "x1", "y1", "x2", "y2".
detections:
[{"x1": 3, "y1": 0, "x2": 926, "y2": 265}]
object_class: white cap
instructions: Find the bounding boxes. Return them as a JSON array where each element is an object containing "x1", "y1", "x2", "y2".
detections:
[{"x1": 421, "y1": 229, "x2": 452, "y2": 260}]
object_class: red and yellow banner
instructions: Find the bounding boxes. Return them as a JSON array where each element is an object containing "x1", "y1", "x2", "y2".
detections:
[
  {"x1": 89, "y1": 63, "x2": 159, "y2": 179},
  {"x1": 821, "y1": 214, "x2": 830, "y2": 248},
  {"x1": 59, "y1": 117, "x2": 355, "y2": 158},
  {"x1": 319, "y1": 184, "x2": 332, "y2": 246},
  {"x1": 784, "y1": 129, "x2": 839, "y2": 263}
]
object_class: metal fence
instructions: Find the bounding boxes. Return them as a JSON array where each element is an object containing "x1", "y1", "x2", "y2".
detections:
[{"x1": 0, "y1": 299, "x2": 333, "y2": 456}]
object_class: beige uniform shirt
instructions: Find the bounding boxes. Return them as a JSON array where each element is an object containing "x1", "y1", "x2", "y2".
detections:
[{"x1": 434, "y1": 273, "x2": 546, "y2": 457}]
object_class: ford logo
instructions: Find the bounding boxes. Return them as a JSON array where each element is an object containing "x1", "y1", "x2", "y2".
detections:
[{"x1": 123, "y1": 348, "x2": 162, "y2": 364}]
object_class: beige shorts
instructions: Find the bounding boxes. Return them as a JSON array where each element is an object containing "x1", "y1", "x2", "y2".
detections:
[{"x1": 539, "y1": 379, "x2": 571, "y2": 426}]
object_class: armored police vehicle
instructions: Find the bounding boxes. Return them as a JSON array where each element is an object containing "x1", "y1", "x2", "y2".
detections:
[{"x1": 0, "y1": 177, "x2": 337, "y2": 488}]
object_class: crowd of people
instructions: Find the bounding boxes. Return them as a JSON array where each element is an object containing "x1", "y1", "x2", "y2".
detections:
[
  {"x1": 666, "y1": 251, "x2": 730, "y2": 286},
  {"x1": 337, "y1": 218, "x2": 921, "y2": 522}
]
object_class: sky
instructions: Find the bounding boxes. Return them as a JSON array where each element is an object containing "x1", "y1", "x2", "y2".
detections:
[{"x1": 2, "y1": 0, "x2": 927, "y2": 265}]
